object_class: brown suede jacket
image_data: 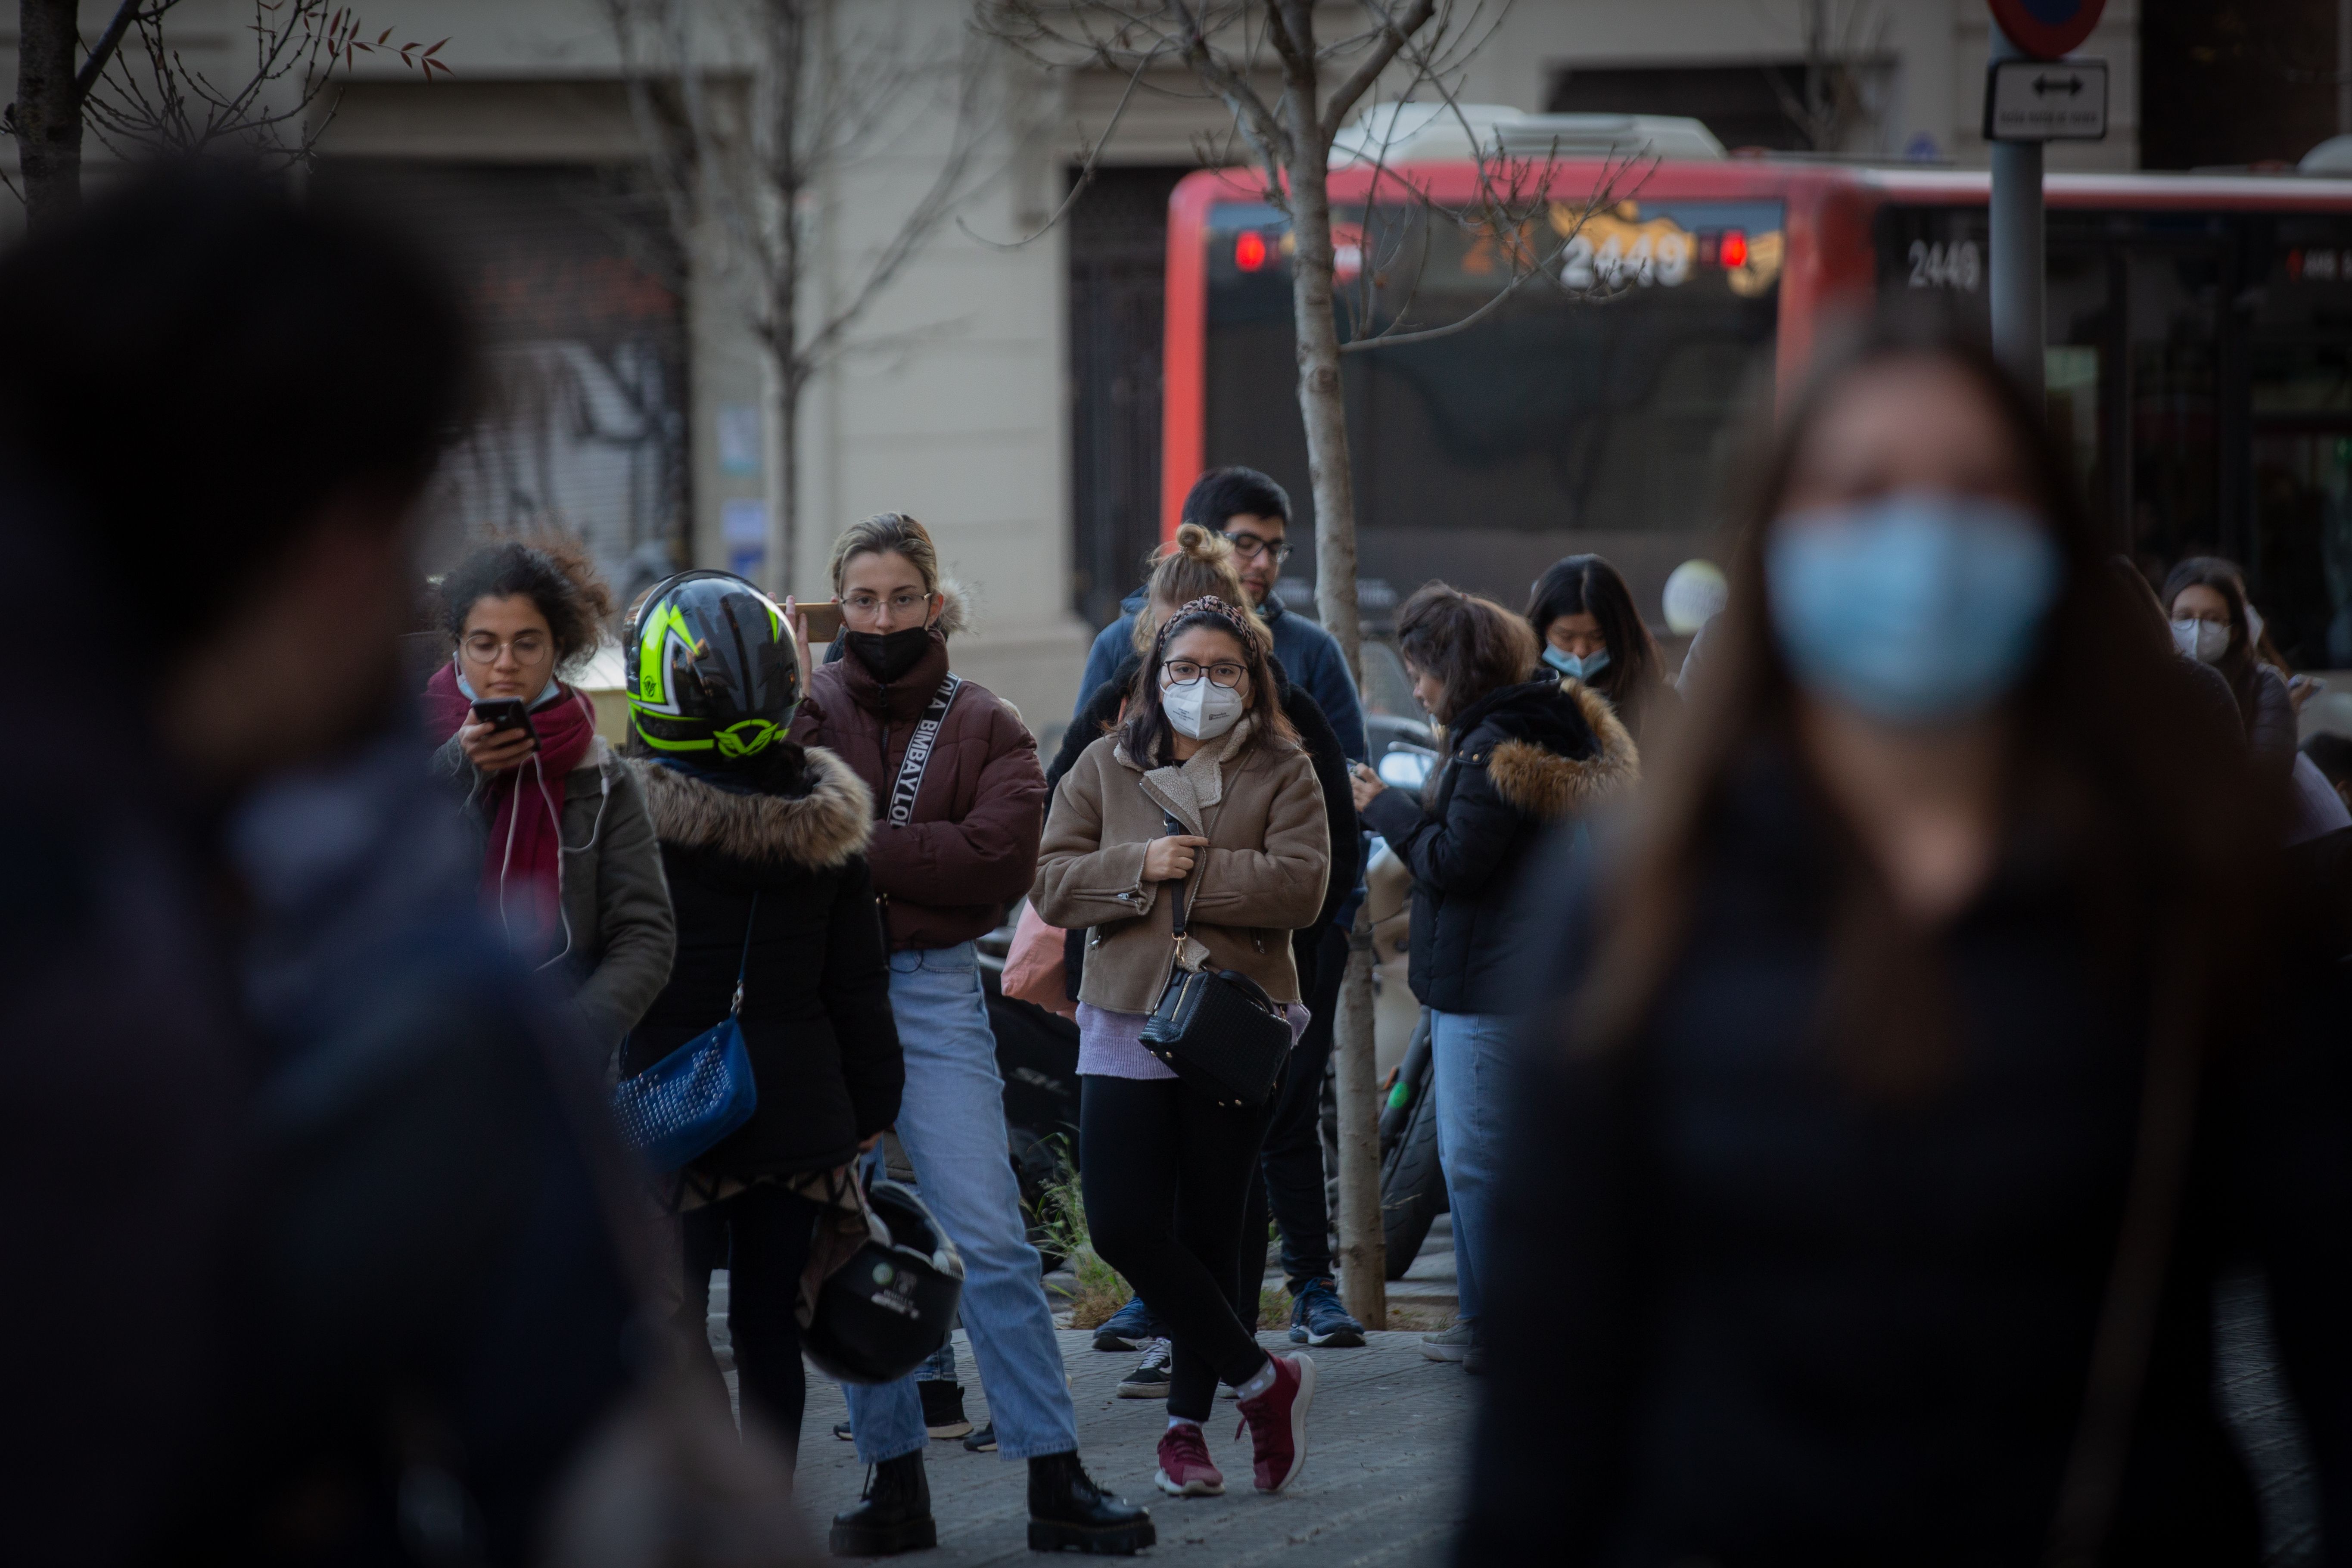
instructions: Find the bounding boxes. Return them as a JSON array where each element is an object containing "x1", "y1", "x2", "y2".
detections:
[
  {"x1": 1032, "y1": 717, "x2": 1329, "y2": 1014},
  {"x1": 790, "y1": 629, "x2": 1046, "y2": 951}
]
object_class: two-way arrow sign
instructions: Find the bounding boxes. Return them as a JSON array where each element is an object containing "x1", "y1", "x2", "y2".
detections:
[{"x1": 1985, "y1": 57, "x2": 2109, "y2": 141}]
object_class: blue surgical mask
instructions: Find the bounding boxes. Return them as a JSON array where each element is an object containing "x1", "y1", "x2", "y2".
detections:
[
  {"x1": 455, "y1": 664, "x2": 562, "y2": 710},
  {"x1": 1767, "y1": 491, "x2": 2061, "y2": 725},
  {"x1": 1543, "y1": 645, "x2": 1610, "y2": 681}
]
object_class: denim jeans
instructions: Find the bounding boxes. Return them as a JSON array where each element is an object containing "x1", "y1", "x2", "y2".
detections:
[
  {"x1": 840, "y1": 943, "x2": 1078, "y2": 1463},
  {"x1": 1429, "y1": 1008, "x2": 1512, "y2": 1326}
]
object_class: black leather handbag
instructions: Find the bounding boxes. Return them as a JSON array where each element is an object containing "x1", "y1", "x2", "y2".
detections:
[{"x1": 1138, "y1": 811, "x2": 1293, "y2": 1108}]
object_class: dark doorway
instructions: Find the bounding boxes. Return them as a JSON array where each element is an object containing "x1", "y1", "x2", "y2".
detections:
[
  {"x1": 2140, "y1": 0, "x2": 2337, "y2": 169},
  {"x1": 1068, "y1": 165, "x2": 1188, "y2": 628}
]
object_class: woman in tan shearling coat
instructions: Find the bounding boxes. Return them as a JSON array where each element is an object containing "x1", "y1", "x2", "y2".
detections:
[{"x1": 1033, "y1": 596, "x2": 1328, "y2": 1503}]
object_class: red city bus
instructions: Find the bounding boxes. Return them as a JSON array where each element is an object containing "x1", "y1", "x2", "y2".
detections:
[{"x1": 1161, "y1": 157, "x2": 2352, "y2": 676}]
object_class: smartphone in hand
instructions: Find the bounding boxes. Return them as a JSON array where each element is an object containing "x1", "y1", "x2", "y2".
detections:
[
  {"x1": 470, "y1": 697, "x2": 538, "y2": 744},
  {"x1": 798, "y1": 599, "x2": 846, "y2": 641}
]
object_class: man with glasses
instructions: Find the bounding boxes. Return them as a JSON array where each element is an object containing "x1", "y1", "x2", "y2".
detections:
[
  {"x1": 1076, "y1": 468, "x2": 1366, "y2": 767},
  {"x1": 1072, "y1": 467, "x2": 1372, "y2": 1360}
]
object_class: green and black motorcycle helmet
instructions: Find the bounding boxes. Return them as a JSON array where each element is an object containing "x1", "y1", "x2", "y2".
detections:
[{"x1": 627, "y1": 569, "x2": 800, "y2": 762}]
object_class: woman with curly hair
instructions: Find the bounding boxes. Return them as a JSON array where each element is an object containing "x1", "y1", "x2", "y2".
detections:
[{"x1": 423, "y1": 537, "x2": 675, "y2": 1058}]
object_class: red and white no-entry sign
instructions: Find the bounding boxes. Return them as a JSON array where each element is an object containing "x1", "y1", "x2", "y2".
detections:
[{"x1": 1986, "y1": 0, "x2": 2106, "y2": 60}]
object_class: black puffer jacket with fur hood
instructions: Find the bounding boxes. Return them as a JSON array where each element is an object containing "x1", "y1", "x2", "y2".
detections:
[
  {"x1": 1360, "y1": 676, "x2": 1637, "y2": 1014},
  {"x1": 623, "y1": 744, "x2": 901, "y2": 1178}
]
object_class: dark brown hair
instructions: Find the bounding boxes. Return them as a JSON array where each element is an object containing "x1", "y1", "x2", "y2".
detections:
[
  {"x1": 1121, "y1": 596, "x2": 1296, "y2": 766},
  {"x1": 1396, "y1": 583, "x2": 1538, "y2": 727},
  {"x1": 439, "y1": 534, "x2": 615, "y2": 671},
  {"x1": 2160, "y1": 556, "x2": 2263, "y2": 721},
  {"x1": 1575, "y1": 320, "x2": 2263, "y2": 1099}
]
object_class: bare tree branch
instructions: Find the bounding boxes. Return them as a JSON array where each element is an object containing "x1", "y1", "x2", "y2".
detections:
[
  {"x1": 1318, "y1": 0, "x2": 1434, "y2": 145},
  {"x1": 74, "y1": 0, "x2": 155, "y2": 102}
]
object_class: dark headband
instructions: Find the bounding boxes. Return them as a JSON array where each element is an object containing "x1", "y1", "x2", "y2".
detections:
[{"x1": 1155, "y1": 594, "x2": 1257, "y2": 650}]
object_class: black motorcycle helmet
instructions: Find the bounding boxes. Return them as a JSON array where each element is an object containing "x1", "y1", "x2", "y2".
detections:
[
  {"x1": 801, "y1": 1179, "x2": 967, "y2": 1386},
  {"x1": 627, "y1": 569, "x2": 800, "y2": 761}
]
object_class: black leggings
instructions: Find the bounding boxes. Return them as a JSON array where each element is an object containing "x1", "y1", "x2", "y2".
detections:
[
  {"x1": 1082, "y1": 1073, "x2": 1276, "y2": 1422},
  {"x1": 677, "y1": 1184, "x2": 824, "y2": 1470}
]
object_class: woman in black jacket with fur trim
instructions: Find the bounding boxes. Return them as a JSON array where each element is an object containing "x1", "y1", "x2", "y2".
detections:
[
  {"x1": 1351, "y1": 584, "x2": 1637, "y2": 1371},
  {"x1": 620, "y1": 571, "x2": 901, "y2": 1471}
]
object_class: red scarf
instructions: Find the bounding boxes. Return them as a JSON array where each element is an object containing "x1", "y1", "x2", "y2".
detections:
[{"x1": 423, "y1": 664, "x2": 599, "y2": 952}]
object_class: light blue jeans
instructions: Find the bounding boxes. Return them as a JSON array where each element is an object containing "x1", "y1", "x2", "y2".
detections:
[
  {"x1": 842, "y1": 943, "x2": 1078, "y2": 1463},
  {"x1": 1429, "y1": 1008, "x2": 1512, "y2": 1327}
]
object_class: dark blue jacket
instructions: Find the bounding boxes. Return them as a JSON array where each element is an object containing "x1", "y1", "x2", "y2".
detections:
[
  {"x1": 1079, "y1": 587, "x2": 1368, "y2": 765},
  {"x1": 1461, "y1": 751, "x2": 2352, "y2": 1567}
]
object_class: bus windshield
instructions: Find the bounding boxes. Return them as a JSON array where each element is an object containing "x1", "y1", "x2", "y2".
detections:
[{"x1": 1202, "y1": 196, "x2": 1782, "y2": 622}]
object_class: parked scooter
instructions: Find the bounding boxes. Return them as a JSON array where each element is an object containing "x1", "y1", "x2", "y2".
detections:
[{"x1": 1378, "y1": 1009, "x2": 1447, "y2": 1278}]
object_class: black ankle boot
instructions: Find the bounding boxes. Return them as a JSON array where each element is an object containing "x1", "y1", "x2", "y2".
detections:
[
  {"x1": 829, "y1": 1452, "x2": 936, "y2": 1557},
  {"x1": 1026, "y1": 1451, "x2": 1155, "y2": 1556}
]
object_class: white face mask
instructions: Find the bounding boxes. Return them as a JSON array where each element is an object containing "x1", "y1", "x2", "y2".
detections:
[
  {"x1": 1161, "y1": 677, "x2": 1246, "y2": 741},
  {"x1": 2171, "y1": 617, "x2": 2231, "y2": 666}
]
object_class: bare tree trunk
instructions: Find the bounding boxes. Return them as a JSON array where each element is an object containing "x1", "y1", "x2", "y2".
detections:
[
  {"x1": 1284, "y1": 106, "x2": 1386, "y2": 1332},
  {"x1": 762, "y1": 0, "x2": 809, "y2": 598},
  {"x1": 16, "y1": 0, "x2": 85, "y2": 230},
  {"x1": 775, "y1": 361, "x2": 802, "y2": 597}
]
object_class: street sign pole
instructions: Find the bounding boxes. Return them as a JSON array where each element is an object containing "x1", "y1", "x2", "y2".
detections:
[{"x1": 1988, "y1": 25, "x2": 2046, "y2": 401}]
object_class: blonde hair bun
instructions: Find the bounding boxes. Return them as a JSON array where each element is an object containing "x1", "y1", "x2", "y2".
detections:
[
  {"x1": 1172, "y1": 521, "x2": 1235, "y2": 564},
  {"x1": 1132, "y1": 523, "x2": 1257, "y2": 655}
]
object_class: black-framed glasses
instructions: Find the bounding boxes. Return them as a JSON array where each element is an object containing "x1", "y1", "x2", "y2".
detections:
[
  {"x1": 1221, "y1": 530, "x2": 1292, "y2": 565},
  {"x1": 1162, "y1": 659, "x2": 1248, "y2": 689}
]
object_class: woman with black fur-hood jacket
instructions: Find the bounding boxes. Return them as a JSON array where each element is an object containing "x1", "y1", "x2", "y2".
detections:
[
  {"x1": 1350, "y1": 584, "x2": 1636, "y2": 1372},
  {"x1": 619, "y1": 572, "x2": 900, "y2": 1473},
  {"x1": 1353, "y1": 588, "x2": 1638, "y2": 1018}
]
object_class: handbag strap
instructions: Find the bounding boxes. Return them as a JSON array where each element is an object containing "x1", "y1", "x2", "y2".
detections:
[
  {"x1": 730, "y1": 891, "x2": 761, "y2": 1016},
  {"x1": 885, "y1": 672, "x2": 963, "y2": 828},
  {"x1": 1159, "y1": 809, "x2": 1197, "y2": 943}
]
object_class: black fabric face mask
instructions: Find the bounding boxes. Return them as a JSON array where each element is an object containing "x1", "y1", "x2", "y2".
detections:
[{"x1": 844, "y1": 624, "x2": 932, "y2": 684}]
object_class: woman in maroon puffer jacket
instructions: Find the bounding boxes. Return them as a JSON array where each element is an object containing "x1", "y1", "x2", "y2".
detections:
[{"x1": 788, "y1": 512, "x2": 1149, "y2": 1557}]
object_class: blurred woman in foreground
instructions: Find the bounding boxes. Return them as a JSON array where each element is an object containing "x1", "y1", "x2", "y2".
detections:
[{"x1": 1464, "y1": 325, "x2": 2352, "y2": 1564}]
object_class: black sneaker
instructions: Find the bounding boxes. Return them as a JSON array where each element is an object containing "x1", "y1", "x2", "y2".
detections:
[
  {"x1": 919, "y1": 1379, "x2": 973, "y2": 1440},
  {"x1": 963, "y1": 1421, "x2": 997, "y2": 1453},
  {"x1": 1027, "y1": 1451, "x2": 1155, "y2": 1555},
  {"x1": 1092, "y1": 1296, "x2": 1163, "y2": 1353},
  {"x1": 1116, "y1": 1339, "x2": 1172, "y2": 1399},
  {"x1": 833, "y1": 1419, "x2": 856, "y2": 1441},
  {"x1": 1286, "y1": 1277, "x2": 1367, "y2": 1348},
  {"x1": 828, "y1": 1452, "x2": 936, "y2": 1557}
]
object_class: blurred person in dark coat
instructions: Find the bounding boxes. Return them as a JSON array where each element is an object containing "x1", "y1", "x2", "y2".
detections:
[
  {"x1": 0, "y1": 170, "x2": 763, "y2": 1567},
  {"x1": 1465, "y1": 324, "x2": 2352, "y2": 1565}
]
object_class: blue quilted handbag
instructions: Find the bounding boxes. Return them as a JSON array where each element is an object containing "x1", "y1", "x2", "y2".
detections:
[{"x1": 612, "y1": 896, "x2": 761, "y2": 1171}]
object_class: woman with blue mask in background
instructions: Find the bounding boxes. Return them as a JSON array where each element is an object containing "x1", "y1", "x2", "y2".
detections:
[
  {"x1": 1462, "y1": 324, "x2": 2352, "y2": 1564},
  {"x1": 1525, "y1": 553, "x2": 1679, "y2": 746}
]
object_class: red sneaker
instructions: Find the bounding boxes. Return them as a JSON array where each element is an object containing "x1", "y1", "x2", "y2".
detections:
[
  {"x1": 1233, "y1": 1353, "x2": 1316, "y2": 1493},
  {"x1": 1153, "y1": 1422, "x2": 1225, "y2": 1497}
]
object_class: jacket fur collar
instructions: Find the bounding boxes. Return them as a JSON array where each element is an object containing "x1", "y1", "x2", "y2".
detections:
[
  {"x1": 1458, "y1": 678, "x2": 1640, "y2": 822},
  {"x1": 632, "y1": 746, "x2": 873, "y2": 868}
]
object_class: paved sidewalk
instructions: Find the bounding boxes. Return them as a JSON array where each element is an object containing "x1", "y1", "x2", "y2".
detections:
[{"x1": 786, "y1": 1328, "x2": 1472, "y2": 1565}]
